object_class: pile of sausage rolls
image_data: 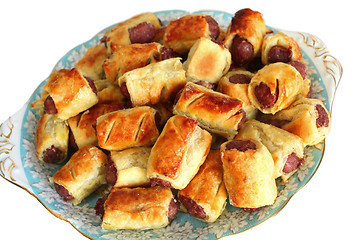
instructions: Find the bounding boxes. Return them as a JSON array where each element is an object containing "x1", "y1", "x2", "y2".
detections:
[{"x1": 32, "y1": 8, "x2": 331, "y2": 231}]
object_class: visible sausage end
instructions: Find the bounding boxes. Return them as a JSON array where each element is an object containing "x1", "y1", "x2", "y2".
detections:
[
  {"x1": 315, "y1": 104, "x2": 329, "y2": 128},
  {"x1": 128, "y1": 22, "x2": 156, "y2": 44},
  {"x1": 54, "y1": 183, "x2": 74, "y2": 202},
  {"x1": 168, "y1": 198, "x2": 179, "y2": 220},
  {"x1": 254, "y1": 82, "x2": 279, "y2": 109},
  {"x1": 178, "y1": 195, "x2": 206, "y2": 219},
  {"x1": 268, "y1": 46, "x2": 292, "y2": 63},
  {"x1": 95, "y1": 193, "x2": 109, "y2": 217},
  {"x1": 150, "y1": 178, "x2": 173, "y2": 188},
  {"x1": 288, "y1": 60, "x2": 307, "y2": 80},
  {"x1": 282, "y1": 152, "x2": 304, "y2": 174},
  {"x1": 225, "y1": 139, "x2": 256, "y2": 152},
  {"x1": 42, "y1": 145, "x2": 64, "y2": 164},
  {"x1": 205, "y1": 15, "x2": 220, "y2": 41},
  {"x1": 231, "y1": 35, "x2": 254, "y2": 67},
  {"x1": 44, "y1": 95, "x2": 57, "y2": 114},
  {"x1": 106, "y1": 155, "x2": 117, "y2": 186},
  {"x1": 228, "y1": 74, "x2": 251, "y2": 84},
  {"x1": 85, "y1": 76, "x2": 97, "y2": 95}
]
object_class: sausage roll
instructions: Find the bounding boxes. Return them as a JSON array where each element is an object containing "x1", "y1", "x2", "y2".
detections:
[
  {"x1": 96, "y1": 106, "x2": 160, "y2": 151},
  {"x1": 148, "y1": 115, "x2": 212, "y2": 190},
  {"x1": 67, "y1": 103, "x2": 121, "y2": 149},
  {"x1": 43, "y1": 68, "x2": 98, "y2": 120},
  {"x1": 93, "y1": 79, "x2": 124, "y2": 105},
  {"x1": 50, "y1": 145, "x2": 107, "y2": 205},
  {"x1": 118, "y1": 57, "x2": 186, "y2": 107},
  {"x1": 106, "y1": 147, "x2": 151, "y2": 188},
  {"x1": 224, "y1": 8, "x2": 270, "y2": 67},
  {"x1": 96, "y1": 186, "x2": 179, "y2": 230},
  {"x1": 220, "y1": 138, "x2": 277, "y2": 208},
  {"x1": 217, "y1": 69, "x2": 257, "y2": 119},
  {"x1": 248, "y1": 62, "x2": 304, "y2": 114},
  {"x1": 173, "y1": 82, "x2": 246, "y2": 139},
  {"x1": 236, "y1": 120, "x2": 304, "y2": 181},
  {"x1": 35, "y1": 114, "x2": 69, "y2": 164},
  {"x1": 75, "y1": 44, "x2": 108, "y2": 81},
  {"x1": 183, "y1": 38, "x2": 231, "y2": 86},
  {"x1": 261, "y1": 32, "x2": 302, "y2": 65},
  {"x1": 103, "y1": 12, "x2": 163, "y2": 49},
  {"x1": 103, "y1": 42, "x2": 162, "y2": 83},
  {"x1": 259, "y1": 97, "x2": 331, "y2": 146},
  {"x1": 178, "y1": 150, "x2": 227, "y2": 223},
  {"x1": 30, "y1": 69, "x2": 70, "y2": 111},
  {"x1": 164, "y1": 14, "x2": 220, "y2": 55}
]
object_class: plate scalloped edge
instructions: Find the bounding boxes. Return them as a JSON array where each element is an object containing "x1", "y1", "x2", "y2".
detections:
[{"x1": 0, "y1": 9, "x2": 342, "y2": 240}]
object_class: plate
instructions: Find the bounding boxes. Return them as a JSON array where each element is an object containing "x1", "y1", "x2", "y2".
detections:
[{"x1": 0, "y1": 10, "x2": 342, "y2": 240}]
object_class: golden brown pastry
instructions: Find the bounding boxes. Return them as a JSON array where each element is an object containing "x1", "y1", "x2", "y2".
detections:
[
  {"x1": 224, "y1": 8, "x2": 270, "y2": 67},
  {"x1": 96, "y1": 106, "x2": 160, "y2": 151},
  {"x1": 35, "y1": 114, "x2": 68, "y2": 164},
  {"x1": 67, "y1": 103, "x2": 121, "y2": 149},
  {"x1": 97, "y1": 186, "x2": 178, "y2": 230},
  {"x1": 183, "y1": 37, "x2": 231, "y2": 86},
  {"x1": 236, "y1": 119, "x2": 304, "y2": 181},
  {"x1": 75, "y1": 44, "x2": 108, "y2": 81},
  {"x1": 106, "y1": 147, "x2": 151, "y2": 188},
  {"x1": 220, "y1": 138, "x2": 277, "y2": 208},
  {"x1": 118, "y1": 57, "x2": 186, "y2": 107},
  {"x1": 173, "y1": 82, "x2": 246, "y2": 139},
  {"x1": 164, "y1": 14, "x2": 220, "y2": 55},
  {"x1": 178, "y1": 150, "x2": 227, "y2": 223},
  {"x1": 30, "y1": 69, "x2": 70, "y2": 111},
  {"x1": 217, "y1": 69, "x2": 257, "y2": 119},
  {"x1": 50, "y1": 145, "x2": 107, "y2": 205},
  {"x1": 103, "y1": 42, "x2": 162, "y2": 83},
  {"x1": 261, "y1": 32, "x2": 302, "y2": 65},
  {"x1": 93, "y1": 79, "x2": 124, "y2": 105},
  {"x1": 147, "y1": 115, "x2": 212, "y2": 190},
  {"x1": 259, "y1": 97, "x2": 331, "y2": 146},
  {"x1": 248, "y1": 62, "x2": 304, "y2": 114},
  {"x1": 103, "y1": 12, "x2": 163, "y2": 48},
  {"x1": 43, "y1": 68, "x2": 98, "y2": 120}
]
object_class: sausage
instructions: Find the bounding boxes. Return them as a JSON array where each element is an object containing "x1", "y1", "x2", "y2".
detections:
[
  {"x1": 120, "y1": 82, "x2": 131, "y2": 99},
  {"x1": 268, "y1": 46, "x2": 292, "y2": 63},
  {"x1": 42, "y1": 145, "x2": 64, "y2": 164},
  {"x1": 95, "y1": 193, "x2": 109, "y2": 217},
  {"x1": 178, "y1": 195, "x2": 206, "y2": 219},
  {"x1": 236, "y1": 109, "x2": 246, "y2": 130},
  {"x1": 315, "y1": 104, "x2": 329, "y2": 128},
  {"x1": 205, "y1": 16, "x2": 220, "y2": 41},
  {"x1": 153, "y1": 47, "x2": 177, "y2": 61},
  {"x1": 225, "y1": 139, "x2": 256, "y2": 152},
  {"x1": 85, "y1": 76, "x2": 97, "y2": 94},
  {"x1": 262, "y1": 118, "x2": 291, "y2": 128},
  {"x1": 150, "y1": 178, "x2": 173, "y2": 188},
  {"x1": 288, "y1": 60, "x2": 307, "y2": 80},
  {"x1": 44, "y1": 95, "x2": 57, "y2": 114},
  {"x1": 242, "y1": 207, "x2": 258, "y2": 212},
  {"x1": 68, "y1": 129, "x2": 78, "y2": 151},
  {"x1": 228, "y1": 74, "x2": 251, "y2": 84},
  {"x1": 193, "y1": 80, "x2": 217, "y2": 90},
  {"x1": 231, "y1": 35, "x2": 254, "y2": 67},
  {"x1": 282, "y1": 152, "x2": 305, "y2": 173},
  {"x1": 106, "y1": 156, "x2": 117, "y2": 186},
  {"x1": 54, "y1": 183, "x2": 74, "y2": 201},
  {"x1": 254, "y1": 82, "x2": 279, "y2": 108},
  {"x1": 168, "y1": 198, "x2": 179, "y2": 220},
  {"x1": 128, "y1": 22, "x2": 156, "y2": 44}
]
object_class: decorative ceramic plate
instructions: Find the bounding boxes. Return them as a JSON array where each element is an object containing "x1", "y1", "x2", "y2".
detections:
[{"x1": 0, "y1": 10, "x2": 342, "y2": 240}]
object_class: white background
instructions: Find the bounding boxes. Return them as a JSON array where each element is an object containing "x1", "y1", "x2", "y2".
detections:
[{"x1": 0, "y1": 1, "x2": 358, "y2": 239}]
